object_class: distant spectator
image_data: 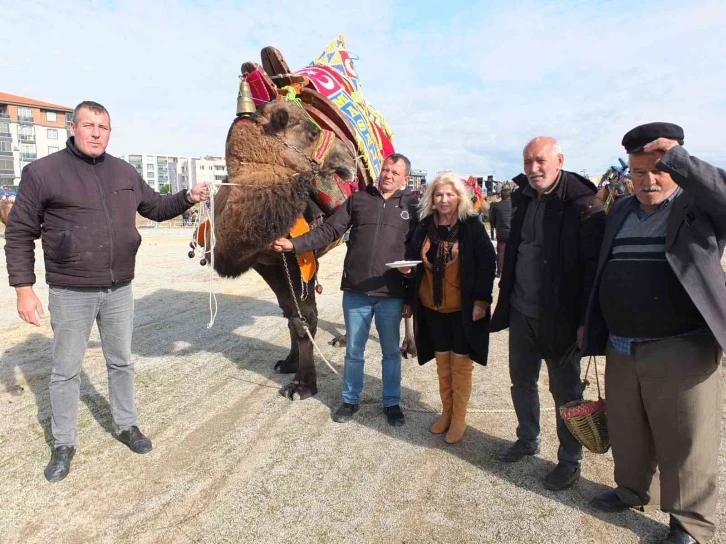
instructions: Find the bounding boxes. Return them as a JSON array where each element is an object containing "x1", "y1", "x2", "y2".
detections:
[{"x1": 489, "y1": 186, "x2": 512, "y2": 277}]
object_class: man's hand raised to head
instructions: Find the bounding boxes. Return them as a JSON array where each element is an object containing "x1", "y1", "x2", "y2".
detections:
[
  {"x1": 272, "y1": 238, "x2": 293, "y2": 253},
  {"x1": 16, "y1": 286, "x2": 45, "y2": 327},
  {"x1": 643, "y1": 138, "x2": 680, "y2": 158}
]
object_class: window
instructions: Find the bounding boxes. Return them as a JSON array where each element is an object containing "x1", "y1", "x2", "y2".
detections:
[
  {"x1": 0, "y1": 141, "x2": 11, "y2": 152},
  {"x1": 199, "y1": 165, "x2": 204, "y2": 170},
  {"x1": 214, "y1": 174, "x2": 225, "y2": 181},
  {"x1": 46, "y1": 111, "x2": 57, "y2": 122},
  {"x1": 19, "y1": 125, "x2": 35, "y2": 140},
  {"x1": 0, "y1": 158, "x2": 13, "y2": 171},
  {"x1": 47, "y1": 129, "x2": 58, "y2": 140},
  {"x1": 0, "y1": 121, "x2": 9, "y2": 134},
  {"x1": 48, "y1": 146, "x2": 59, "y2": 154},
  {"x1": 18, "y1": 107, "x2": 32, "y2": 117},
  {"x1": 20, "y1": 143, "x2": 36, "y2": 161},
  {"x1": 147, "y1": 172, "x2": 155, "y2": 179}
]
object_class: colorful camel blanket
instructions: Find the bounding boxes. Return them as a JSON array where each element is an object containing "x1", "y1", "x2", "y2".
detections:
[{"x1": 296, "y1": 35, "x2": 395, "y2": 182}]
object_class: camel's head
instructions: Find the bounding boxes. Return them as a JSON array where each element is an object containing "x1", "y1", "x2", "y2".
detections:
[{"x1": 226, "y1": 101, "x2": 357, "y2": 215}]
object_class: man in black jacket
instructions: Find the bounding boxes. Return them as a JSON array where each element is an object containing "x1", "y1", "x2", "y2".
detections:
[
  {"x1": 5, "y1": 101, "x2": 211, "y2": 482},
  {"x1": 490, "y1": 137, "x2": 605, "y2": 490},
  {"x1": 273, "y1": 154, "x2": 417, "y2": 426},
  {"x1": 584, "y1": 123, "x2": 726, "y2": 544},
  {"x1": 489, "y1": 185, "x2": 512, "y2": 276}
]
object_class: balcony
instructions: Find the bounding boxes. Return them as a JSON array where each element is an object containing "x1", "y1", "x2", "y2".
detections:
[
  {"x1": 19, "y1": 133, "x2": 36, "y2": 143},
  {"x1": 20, "y1": 152, "x2": 37, "y2": 161},
  {"x1": 0, "y1": 112, "x2": 9, "y2": 119},
  {"x1": 18, "y1": 115, "x2": 34, "y2": 124},
  {"x1": 0, "y1": 131, "x2": 11, "y2": 139},
  {"x1": 0, "y1": 150, "x2": 12, "y2": 156}
]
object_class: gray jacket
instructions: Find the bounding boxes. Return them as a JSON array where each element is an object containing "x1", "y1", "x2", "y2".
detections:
[{"x1": 584, "y1": 146, "x2": 726, "y2": 353}]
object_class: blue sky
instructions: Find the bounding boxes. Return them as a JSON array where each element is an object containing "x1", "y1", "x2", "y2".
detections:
[{"x1": 3, "y1": 0, "x2": 725, "y2": 179}]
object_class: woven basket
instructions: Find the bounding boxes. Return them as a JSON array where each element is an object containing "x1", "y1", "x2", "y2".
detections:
[{"x1": 559, "y1": 356, "x2": 610, "y2": 454}]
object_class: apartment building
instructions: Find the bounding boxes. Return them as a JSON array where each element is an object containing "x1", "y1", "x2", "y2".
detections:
[
  {"x1": 0, "y1": 92, "x2": 73, "y2": 185},
  {"x1": 189, "y1": 156, "x2": 227, "y2": 186},
  {"x1": 120, "y1": 154, "x2": 228, "y2": 193},
  {"x1": 121, "y1": 154, "x2": 192, "y2": 193},
  {"x1": 408, "y1": 168, "x2": 427, "y2": 193}
]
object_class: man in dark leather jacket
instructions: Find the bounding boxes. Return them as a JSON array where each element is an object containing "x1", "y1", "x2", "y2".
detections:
[
  {"x1": 5, "y1": 101, "x2": 211, "y2": 482},
  {"x1": 273, "y1": 154, "x2": 417, "y2": 427}
]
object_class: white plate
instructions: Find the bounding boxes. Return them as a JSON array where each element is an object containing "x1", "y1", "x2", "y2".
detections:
[{"x1": 385, "y1": 260, "x2": 422, "y2": 269}]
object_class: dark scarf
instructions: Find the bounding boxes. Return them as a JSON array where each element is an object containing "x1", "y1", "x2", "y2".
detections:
[{"x1": 426, "y1": 218, "x2": 459, "y2": 307}]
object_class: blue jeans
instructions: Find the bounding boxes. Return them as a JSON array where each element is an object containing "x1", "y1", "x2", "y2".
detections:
[
  {"x1": 341, "y1": 291, "x2": 403, "y2": 407},
  {"x1": 508, "y1": 307, "x2": 583, "y2": 466},
  {"x1": 48, "y1": 283, "x2": 136, "y2": 447}
]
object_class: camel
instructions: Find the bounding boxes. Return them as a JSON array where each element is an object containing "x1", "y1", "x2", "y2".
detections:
[
  {"x1": 192, "y1": 38, "x2": 420, "y2": 400},
  {"x1": 596, "y1": 161, "x2": 632, "y2": 213},
  {"x1": 195, "y1": 100, "x2": 415, "y2": 401},
  {"x1": 195, "y1": 101, "x2": 355, "y2": 400}
]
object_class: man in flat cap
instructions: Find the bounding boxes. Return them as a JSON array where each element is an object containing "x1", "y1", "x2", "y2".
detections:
[{"x1": 584, "y1": 122, "x2": 726, "y2": 544}]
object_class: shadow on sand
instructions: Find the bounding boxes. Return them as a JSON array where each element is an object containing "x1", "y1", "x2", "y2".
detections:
[{"x1": 1, "y1": 288, "x2": 667, "y2": 542}]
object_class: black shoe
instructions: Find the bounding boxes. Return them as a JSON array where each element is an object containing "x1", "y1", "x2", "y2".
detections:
[
  {"x1": 544, "y1": 462, "x2": 581, "y2": 491},
  {"x1": 332, "y1": 403, "x2": 359, "y2": 423},
  {"x1": 44, "y1": 446, "x2": 75, "y2": 482},
  {"x1": 591, "y1": 489, "x2": 645, "y2": 512},
  {"x1": 660, "y1": 518, "x2": 697, "y2": 544},
  {"x1": 116, "y1": 426, "x2": 153, "y2": 454},
  {"x1": 497, "y1": 440, "x2": 540, "y2": 463},
  {"x1": 383, "y1": 405, "x2": 405, "y2": 426}
]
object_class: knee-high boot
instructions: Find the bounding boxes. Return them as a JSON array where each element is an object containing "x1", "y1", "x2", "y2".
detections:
[
  {"x1": 445, "y1": 353, "x2": 473, "y2": 444},
  {"x1": 430, "y1": 351, "x2": 453, "y2": 434}
]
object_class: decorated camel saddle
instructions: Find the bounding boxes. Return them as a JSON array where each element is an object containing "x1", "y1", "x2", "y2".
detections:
[
  {"x1": 190, "y1": 36, "x2": 413, "y2": 401},
  {"x1": 596, "y1": 157, "x2": 633, "y2": 213}
]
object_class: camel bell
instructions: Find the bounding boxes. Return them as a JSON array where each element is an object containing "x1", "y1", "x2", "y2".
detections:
[{"x1": 236, "y1": 79, "x2": 256, "y2": 117}]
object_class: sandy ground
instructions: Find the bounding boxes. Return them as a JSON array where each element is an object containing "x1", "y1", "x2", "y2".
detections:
[{"x1": 1, "y1": 228, "x2": 725, "y2": 544}]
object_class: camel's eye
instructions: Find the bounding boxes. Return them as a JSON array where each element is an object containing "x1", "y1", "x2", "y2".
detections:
[{"x1": 305, "y1": 123, "x2": 321, "y2": 142}]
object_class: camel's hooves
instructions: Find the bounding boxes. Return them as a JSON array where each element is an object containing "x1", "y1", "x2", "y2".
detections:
[
  {"x1": 279, "y1": 381, "x2": 318, "y2": 401},
  {"x1": 274, "y1": 357, "x2": 299, "y2": 374}
]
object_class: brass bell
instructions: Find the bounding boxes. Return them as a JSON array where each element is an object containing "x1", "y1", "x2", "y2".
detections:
[{"x1": 236, "y1": 79, "x2": 256, "y2": 117}]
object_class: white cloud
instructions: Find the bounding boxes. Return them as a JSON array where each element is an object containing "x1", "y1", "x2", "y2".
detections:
[{"x1": 3, "y1": 0, "x2": 725, "y2": 179}]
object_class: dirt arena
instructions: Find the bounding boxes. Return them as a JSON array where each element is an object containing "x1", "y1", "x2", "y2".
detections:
[{"x1": 1, "y1": 228, "x2": 725, "y2": 543}]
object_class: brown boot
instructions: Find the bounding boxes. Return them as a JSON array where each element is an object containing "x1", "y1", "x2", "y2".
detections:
[
  {"x1": 430, "y1": 351, "x2": 453, "y2": 434},
  {"x1": 445, "y1": 354, "x2": 473, "y2": 444}
]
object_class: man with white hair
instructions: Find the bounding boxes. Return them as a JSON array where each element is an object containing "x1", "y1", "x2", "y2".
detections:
[{"x1": 490, "y1": 137, "x2": 606, "y2": 490}]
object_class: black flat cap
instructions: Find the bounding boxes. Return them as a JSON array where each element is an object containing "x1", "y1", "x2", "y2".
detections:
[{"x1": 622, "y1": 122, "x2": 684, "y2": 153}]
